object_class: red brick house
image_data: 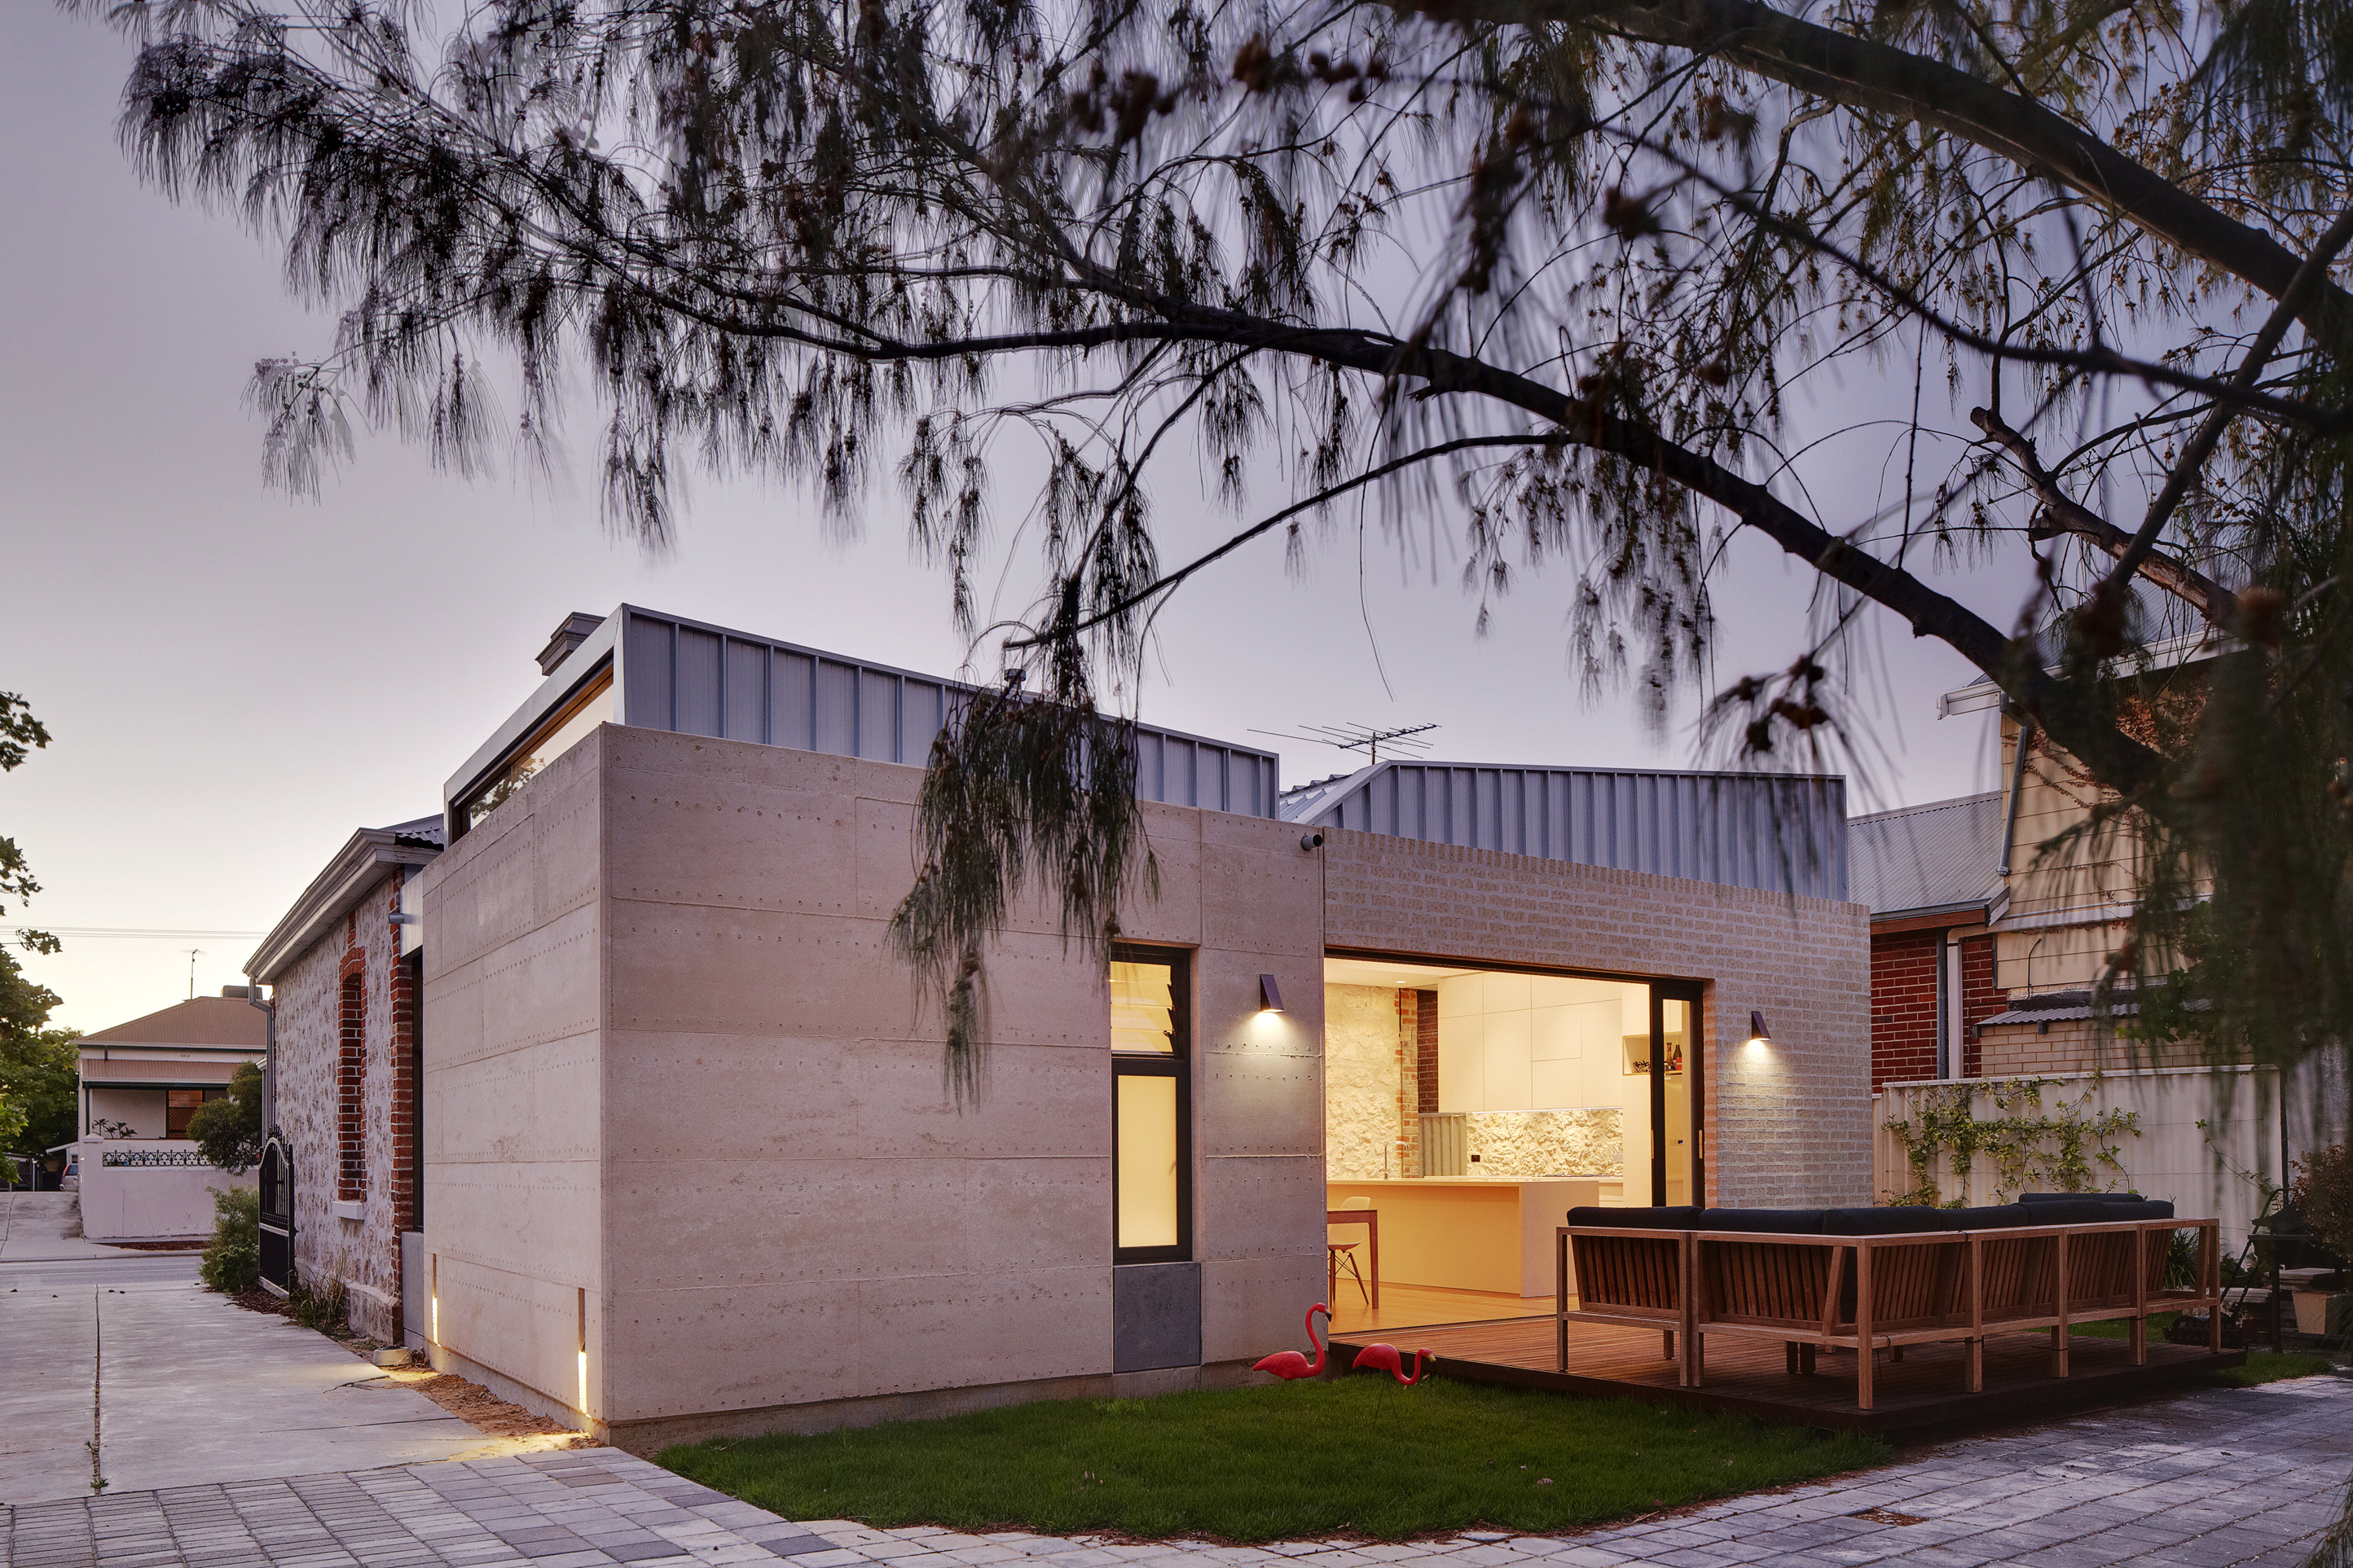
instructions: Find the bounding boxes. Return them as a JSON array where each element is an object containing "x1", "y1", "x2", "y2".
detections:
[{"x1": 1850, "y1": 793, "x2": 2006, "y2": 1087}]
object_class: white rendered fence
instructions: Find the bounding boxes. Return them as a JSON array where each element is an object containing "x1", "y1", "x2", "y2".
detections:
[{"x1": 1871, "y1": 1065, "x2": 2295, "y2": 1250}]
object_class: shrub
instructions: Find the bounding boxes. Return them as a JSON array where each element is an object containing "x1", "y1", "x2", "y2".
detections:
[
  {"x1": 2293, "y1": 1144, "x2": 2353, "y2": 1265},
  {"x1": 288, "y1": 1276, "x2": 351, "y2": 1334},
  {"x1": 187, "y1": 1061, "x2": 264, "y2": 1173},
  {"x1": 200, "y1": 1185, "x2": 260, "y2": 1293}
]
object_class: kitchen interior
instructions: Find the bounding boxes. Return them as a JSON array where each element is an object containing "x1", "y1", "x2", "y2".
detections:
[{"x1": 1322, "y1": 955, "x2": 1695, "y2": 1335}]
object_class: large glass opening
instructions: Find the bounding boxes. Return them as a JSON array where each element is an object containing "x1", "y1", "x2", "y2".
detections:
[
  {"x1": 458, "y1": 666, "x2": 616, "y2": 832},
  {"x1": 1322, "y1": 954, "x2": 1702, "y2": 1335},
  {"x1": 1110, "y1": 947, "x2": 1191, "y2": 1263}
]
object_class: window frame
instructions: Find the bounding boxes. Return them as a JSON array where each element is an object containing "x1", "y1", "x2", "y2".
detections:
[{"x1": 1109, "y1": 942, "x2": 1194, "y2": 1265}]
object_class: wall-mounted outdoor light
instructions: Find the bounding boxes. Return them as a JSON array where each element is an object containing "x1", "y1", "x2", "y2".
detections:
[
  {"x1": 1745, "y1": 1010, "x2": 1774, "y2": 1049},
  {"x1": 1259, "y1": 974, "x2": 1285, "y2": 1012},
  {"x1": 1299, "y1": 832, "x2": 1325, "y2": 852}
]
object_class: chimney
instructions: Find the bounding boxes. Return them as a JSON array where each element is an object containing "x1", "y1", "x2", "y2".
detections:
[
  {"x1": 536, "y1": 612, "x2": 607, "y2": 676},
  {"x1": 219, "y1": 985, "x2": 253, "y2": 999}
]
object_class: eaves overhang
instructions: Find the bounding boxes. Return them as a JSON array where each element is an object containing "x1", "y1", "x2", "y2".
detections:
[{"x1": 245, "y1": 828, "x2": 441, "y2": 983}]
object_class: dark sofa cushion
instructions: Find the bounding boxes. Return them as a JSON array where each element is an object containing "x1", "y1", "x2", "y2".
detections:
[
  {"x1": 1937, "y1": 1204, "x2": 2037, "y2": 1230},
  {"x1": 1819, "y1": 1206, "x2": 1946, "y2": 1235},
  {"x1": 2021, "y1": 1191, "x2": 2145, "y2": 1204},
  {"x1": 2014, "y1": 1198, "x2": 2122, "y2": 1225},
  {"x1": 1567, "y1": 1206, "x2": 1703, "y2": 1229},
  {"x1": 1700, "y1": 1208, "x2": 1827, "y2": 1234}
]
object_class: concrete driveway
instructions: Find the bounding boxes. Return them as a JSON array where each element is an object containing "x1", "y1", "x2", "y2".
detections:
[{"x1": 0, "y1": 1191, "x2": 531, "y2": 1504}]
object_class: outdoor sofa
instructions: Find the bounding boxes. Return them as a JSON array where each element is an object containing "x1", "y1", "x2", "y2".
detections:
[{"x1": 1555, "y1": 1193, "x2": 2222, "y2": 1408}]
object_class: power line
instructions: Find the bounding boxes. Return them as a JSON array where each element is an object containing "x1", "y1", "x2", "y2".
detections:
[{"x1": 3, "y1": 926, "x2": 266, "y2": 941}]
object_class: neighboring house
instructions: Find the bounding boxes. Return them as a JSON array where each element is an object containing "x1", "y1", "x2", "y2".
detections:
[
  {"x1": 245, "y1": 815, "x2": 444, "y2": 1337},
  {"x1": 73, "y1": 994, "x2": 266, "y2": 1240},
  {"x1": 256, "y1": 604, "x2": 1868, "y2": 1446},
  {"x1": 1849, "y1": 793, "x2": 2007, "y2": 1088},
  {"x1": 77, "y1": 995, "x2": 266, "y2": 1140}
]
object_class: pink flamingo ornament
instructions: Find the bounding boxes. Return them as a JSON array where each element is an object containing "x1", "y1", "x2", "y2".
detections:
[
  {"x1": 1350, "y1": 1343, "x2": 1437, "y2": 1384},
  {"x1": 1252, "y1": 1302, "x2": 1332, "y2": 1381}
]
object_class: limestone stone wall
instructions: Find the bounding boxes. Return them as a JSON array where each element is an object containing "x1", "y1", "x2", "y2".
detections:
[
  {"x1": 1326, "y1": 984, "x2": 1403, "y2": 1180},
  {"x1": 270, "y1": 867, "x2": 411, "y2": 1342},
  {"x1": 1462, "y1": 1109, "x2": 1621, "y2": 1177}
]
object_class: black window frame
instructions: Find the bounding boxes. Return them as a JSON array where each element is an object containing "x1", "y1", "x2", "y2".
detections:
[{"x1": 1109, "y1": 942, "x2": 1194, "y2": 1265}]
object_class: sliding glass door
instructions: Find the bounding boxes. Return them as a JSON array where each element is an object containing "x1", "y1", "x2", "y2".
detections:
[{"x1": 1648, "y1": 985, "x2": 1703, "y2": 1206}]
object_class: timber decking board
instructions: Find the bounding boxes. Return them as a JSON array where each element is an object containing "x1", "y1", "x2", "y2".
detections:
[{"x1": 1329, "y1": 1317, "x2": 2245, "y2": 1434}]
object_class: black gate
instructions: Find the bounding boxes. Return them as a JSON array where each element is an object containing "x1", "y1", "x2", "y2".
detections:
[{"x1": 258, "y1": 1131, "x2": 294, "y2": 1294}]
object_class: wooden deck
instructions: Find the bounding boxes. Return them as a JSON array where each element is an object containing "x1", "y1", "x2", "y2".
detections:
[{"x1": 1329, "y1": 1315, "x2": 2246, "y2": 1434}]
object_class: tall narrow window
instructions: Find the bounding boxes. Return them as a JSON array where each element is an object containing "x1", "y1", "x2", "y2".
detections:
[
  {"x1": 1109, "y1": 947, "x2": 1191, "y2": 1263},
  {"x1": 338, "y1": 973, "x2": 367, "y2": 1201}
]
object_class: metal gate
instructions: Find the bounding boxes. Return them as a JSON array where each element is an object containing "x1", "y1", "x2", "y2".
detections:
[{"x1": 258, "y1": 1131, "x2": 294, "y2": 1295}]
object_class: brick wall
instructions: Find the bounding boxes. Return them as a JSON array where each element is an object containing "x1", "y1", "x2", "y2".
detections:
[
  {"x1": 1323, "y1": 831, "x2": 1871, "y2": 1209},
  {"x1": 270, "y1": 872, "x2": 411, "y2": 1342},
  {"x1": 1870, "y1": 929, "x2": 1940, "y2": 1090},
  {"x1": 1392, "y1": 991, "x2": 1421, "y2": 1175},
  {"x1": 1959, "y1": 934, "x2": 1997, "y2": 1078}
]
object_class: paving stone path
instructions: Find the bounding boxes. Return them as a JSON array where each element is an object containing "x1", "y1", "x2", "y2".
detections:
[{"x1": 7, "y1": 1375, "x2": 2350, "y2": 1568}]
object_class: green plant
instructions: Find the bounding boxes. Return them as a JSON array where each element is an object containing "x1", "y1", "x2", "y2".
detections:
[
  {"x1": 1882, "y1": 1078, "x2": 2140, "y2": 1206},
  {"x1": 188, "y1": 1061, "x2": 264, "y2": 1173},
  {"x1": 287, "y1": 1276, "x2": 351, "y2": 1334},
  {"x1": 199, "y1": 1185, "x2": 259, "y2": 1293},
  {"x1": 2294, "y1": 1144, "x2": 2353, "y2": 1266}
]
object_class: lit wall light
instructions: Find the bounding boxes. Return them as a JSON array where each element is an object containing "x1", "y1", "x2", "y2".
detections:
[
  {"x1": 1745, "y1": 1010, "x2": 1775, "y2": 1051},
  {"x1": 1259, "y1": 974, "x2": 1284, "y2": 1012},
  {"x1": 576, "y1": 1285, "x2": 589, "y2": 1418}
]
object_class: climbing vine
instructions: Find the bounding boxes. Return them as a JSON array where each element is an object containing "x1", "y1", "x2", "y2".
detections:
[{"x1": 1882, "y1": 1078, "x2": 2140, "y2": 1207}]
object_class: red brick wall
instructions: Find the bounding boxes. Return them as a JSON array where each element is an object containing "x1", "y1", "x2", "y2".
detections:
[
  {"x1": 1959, "y1": 934, "x2": 1998, "y2": 1078},
  {"x1": 337, "y1": 970, "x2": 367, "y2": 1201},
  {"x1": 1870, "y1": 929, "x2": 1940, "y2": 1089},
  {"x1": 1870, "y1": 929, "x2": 2005, "y2": 1086}
]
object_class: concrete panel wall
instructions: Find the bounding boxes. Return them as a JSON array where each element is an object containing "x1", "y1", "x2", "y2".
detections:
[
  {"x1": 1323, "y1": 830, "x2": 1871, "y2": 1209},
  {"x1": 592, "y1": 728, "x2": 1323, "y2": 1443},
  {"x1": 418, "y1": 732, "x2": 605, "y2": 1426}
]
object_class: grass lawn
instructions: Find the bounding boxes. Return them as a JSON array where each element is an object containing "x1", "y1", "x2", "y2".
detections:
[
  {"x1": 2070, "y1": 1313, "x2": 2342, "y2": 1386},
  {"x1": 658, "y1": 1378, "x2": 1887, "y2": 1542}
]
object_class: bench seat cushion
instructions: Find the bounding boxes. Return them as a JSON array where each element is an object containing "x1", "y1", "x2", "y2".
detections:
[
  {"x1": 2021, "y1": 1191, "x2": 2145, "y2": 1203},
  {"x1": 1699, "y1": 1208, "x2": 1827, "y2": 1233},
  {"x1": 1818, "y1": 1206, "x2": 1947, "y2": 1235},
  {"x1": 1567, "y1": 1206, "x2": 1703, "y2": 1229}
]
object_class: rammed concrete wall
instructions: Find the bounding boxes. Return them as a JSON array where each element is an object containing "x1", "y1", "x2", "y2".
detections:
[
  {"x1": 1321, "y1": 830, "x2": 1871, "y2": 1209},
  {"x1": 416, "y1": 728, "x2": 605, "y2": 1425},
  {"x1": 421, "y1": 723, "x2": 1323, "y2": 1447},
  {"x1": 271, "y1": 875, "x2": 412, "y2": 1340}
]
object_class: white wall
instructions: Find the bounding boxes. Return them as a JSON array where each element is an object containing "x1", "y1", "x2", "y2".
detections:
[
  {"x1": 85, "y1": 1087, "x2": 166, "y2": 1139},
  {"x1": 75, "y1": 1140, "x2": 254, "y2": 1240}
]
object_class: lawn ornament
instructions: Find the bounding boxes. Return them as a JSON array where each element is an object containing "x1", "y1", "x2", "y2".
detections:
[
  {"x1": 1252, "y1": 1302, "x2": 1332, "y2": 1380},
  {"x1": 1350, "y1": 1343, "x2": 1436, "y2": 1384}
]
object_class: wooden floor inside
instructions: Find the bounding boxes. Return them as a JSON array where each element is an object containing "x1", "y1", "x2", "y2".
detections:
[
  {"x1": 1330, "y1": 1317, "x2": 2247, "y2": 1434},
  {"x1": 1326, "y1": 1284, "x2": 1550, "y2": 1337}
]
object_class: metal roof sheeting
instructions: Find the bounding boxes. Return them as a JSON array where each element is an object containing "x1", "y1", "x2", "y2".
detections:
[
  {"x1": 1280, "y1": 761, "x2": 1849, "y2": 899},
  {"x1": 452, "y1": 606, "x2": 1281, "y2": 831},
  {"x1": 1848, "y1": 791, "x2": 2002, "y2": 918}
]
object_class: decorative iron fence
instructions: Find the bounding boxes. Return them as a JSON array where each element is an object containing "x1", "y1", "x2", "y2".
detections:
[{"x1": 101, "y1": 1148, "x2": 213, "y2": 1168}]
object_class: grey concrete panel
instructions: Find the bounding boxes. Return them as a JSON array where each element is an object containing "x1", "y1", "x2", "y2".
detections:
[{"x1": 1113, "y1": 1261, "x2": 1203, "y2": 1373}]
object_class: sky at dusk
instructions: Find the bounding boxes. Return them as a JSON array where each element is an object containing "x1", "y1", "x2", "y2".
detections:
[{"x1": 1, "y1": 5, "x2": 2021, "y2": 1033}]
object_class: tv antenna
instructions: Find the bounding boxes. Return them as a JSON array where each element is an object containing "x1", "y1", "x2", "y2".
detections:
[
  {"x1": 186, "y1": 948, "x2": 204, "y2": 999},
  {"x1": 1249, "y1": 722, "x2": 1438, "y2": 767}
]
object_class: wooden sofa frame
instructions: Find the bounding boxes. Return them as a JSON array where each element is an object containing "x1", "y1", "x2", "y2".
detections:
[{"x1": 1557, "y1": 1217, "x2": 2221, "y2": 1409}]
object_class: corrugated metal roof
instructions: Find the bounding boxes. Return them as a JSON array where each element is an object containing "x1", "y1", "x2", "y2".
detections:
[
  {"x1": 1847, "y1": 791, "x2": 2002, "y2": 918},
  {"x1": 383, "y1": 815, "x2": 446, "y2": 848},
  {"x1": 448, "y1": 606, "x2": 1282, "y2": 834},
  {"x1": 79, "y1": 996, "x2": 267, "y2": 1049},
  {"x1": 1279, "y1": 761, "x2": 1849, "y2": 899}
]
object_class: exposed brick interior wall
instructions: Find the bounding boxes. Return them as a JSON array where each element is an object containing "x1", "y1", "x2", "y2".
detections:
[
  {"x1": 1415, "y1": 990, "x2": 1437, "y2": 1110},
  {"x1": 337, "y1": 971, "x2": 367, "y2": 1201},
  {"x1": 1870, "y1": 929, "x2": 1940, "y2": 1090},
  {"x1": 270, "y1": 871, "x2": 411, "y2": 1342},
  {"x1": 1393, "y1": 990, "x2": 1420, "y2": 1175},
  {"x1": 391, "y1": 951, "x2": 419, "y2": 1233}
]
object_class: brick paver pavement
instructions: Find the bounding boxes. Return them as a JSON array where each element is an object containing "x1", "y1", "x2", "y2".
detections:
[{"x1": 7, "y1": 1375, "x2": 2349, "y2": 1568}]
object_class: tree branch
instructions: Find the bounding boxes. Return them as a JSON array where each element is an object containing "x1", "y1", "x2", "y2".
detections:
[
  {"x1": 1419, "y1": 0, "x2": 2353, "y2": 349},
  {"x1": 1968, "y1": 406, "x2": 2237, "y2": 626}
]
